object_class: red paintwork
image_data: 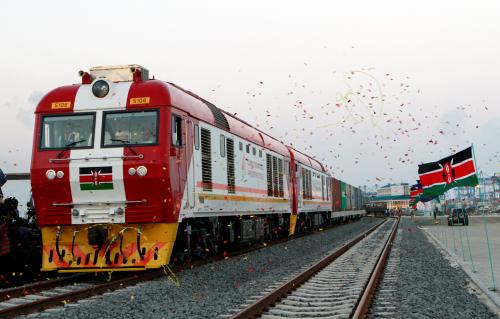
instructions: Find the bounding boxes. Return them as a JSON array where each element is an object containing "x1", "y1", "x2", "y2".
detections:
[
  {"x1": 35, "y1": 85, "x2": 80, "y2": 113},
  {"x1": 287, "y1": 147, "x2": 326, "y2": 173},
  {"x1": 31, "y1": 85, "x2": 80, "y2": 225},
  {"x1": 287, "y1": 149, "x2": 298, "y2": 215},
  {"x1": 81, "y1": 72, "x2": 92, "y2": 85},
  {"x1": 126, "y1": 80, "x2": 171, "y2": 109},
  {"x1": 120, "y1": 109, "x2": 173, "y2": 223},
  {"x1": 331, "y1": 177, "x2": 341, "y2": 211},
  {"x1": 123, "y1": 81, "x2": 174, "y2": 223}
]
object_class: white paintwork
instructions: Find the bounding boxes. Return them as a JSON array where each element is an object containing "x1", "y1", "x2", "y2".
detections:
[
  {"x1": 297, "y1": 162, "x2": 331, "y2": 213},
  {"x1": 179, "y1": 122, "x2": 292, "y2": 220},
  {"x1": 69, "y1": 81, "x2": 132, "y2": 224},
  {"x1": 331, "y1": 210, "x2": 366, "y2": 219},
  {"x1": 73, "y1": 81, "x2": 132, "y2": 111}
]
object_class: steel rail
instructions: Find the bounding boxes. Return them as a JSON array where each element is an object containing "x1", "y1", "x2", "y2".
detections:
[
  {"x1": 352, "y1": 216, "x2": 400, "y2": 319},
  {"x1": 230, "y1": 218, "x2": 388, "y2": 319},
  {"x1": 0, "y1": 274, "x2": 88, "y2": 302},
  {"x1": 0, "y1": 271, "x2": 162, "y2": 319}
]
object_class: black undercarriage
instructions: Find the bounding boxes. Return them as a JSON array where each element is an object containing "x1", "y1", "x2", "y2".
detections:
[{"x1": 171, "y1": 212, "x2": 361, "y2": 264}]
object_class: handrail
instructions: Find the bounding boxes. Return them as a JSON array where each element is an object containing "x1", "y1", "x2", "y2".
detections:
[
  {"x1": 5, "y1": 173, "x2": 31, "y2": 180},
  {"x1": 52, "y1": 199, "x2": 147, "y2": 206},
  {"x1": 49, "y1": 154, "x2": 143, "y2": 163}
]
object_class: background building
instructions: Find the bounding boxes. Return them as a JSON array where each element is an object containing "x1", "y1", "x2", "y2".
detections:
[{"x1": 369, "y1": 183, "x2": 410, "y2": 210}]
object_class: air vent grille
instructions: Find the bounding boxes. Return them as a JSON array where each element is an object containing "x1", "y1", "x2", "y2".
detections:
[
  {"x1": 205, "y1": 102, "x2": 230, "y2": 131},
  {"x1": 201, "y1": 128, "x2": 212, "y2": 191},
  {"x1": 227, "y1": 139, "x2": 235, "y2": 194}
]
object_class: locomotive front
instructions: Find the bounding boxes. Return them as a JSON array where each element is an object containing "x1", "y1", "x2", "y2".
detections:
[{"x1": 31, "y1": 65, "x2": 180, "y2": 272}]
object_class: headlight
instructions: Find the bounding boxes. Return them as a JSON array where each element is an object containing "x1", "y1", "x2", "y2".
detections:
[
  {"x1": 46, "y1": 169, "x2": 56, "y2": 180},
  {"x1": 92, "y1": 80, "x2": 110, "y2": 98},
  {"x1": 128, "y1": 167, "x2": 136, "y2": 176},
  {"x1": 72, "y1": 209, "x2": 79, "y2": 216},
  {"x1": 56, "y1": 170, "x2": 64, "y2": 178},
  {"x1": 137, "y1": 166, "x2": 148, "y2": 176}
]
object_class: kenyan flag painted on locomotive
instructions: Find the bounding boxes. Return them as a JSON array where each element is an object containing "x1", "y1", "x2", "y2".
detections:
[
  {"x1": 418, "y1": 146, "x2": 478, "y2": 197},
  {"x1": 79, "y1": 166, "x2": 113, "y2": 191}
]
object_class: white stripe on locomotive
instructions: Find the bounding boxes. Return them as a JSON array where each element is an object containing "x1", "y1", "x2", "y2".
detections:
[{"x1": 69, "y1": 81, "x2": 132, "y2": 225}]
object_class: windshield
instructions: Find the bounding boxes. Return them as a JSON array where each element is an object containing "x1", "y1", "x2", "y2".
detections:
[
  {"x1": 40, "y1": 114, "x2": 95, "y2": 149},
  {"x1": 102, "y1": 110, "x2": 158, "y2": 146}
]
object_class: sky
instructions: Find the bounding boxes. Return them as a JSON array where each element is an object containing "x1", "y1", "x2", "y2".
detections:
[{"x1": 1, "y1": 0, "x2": 499, "y2": 206}]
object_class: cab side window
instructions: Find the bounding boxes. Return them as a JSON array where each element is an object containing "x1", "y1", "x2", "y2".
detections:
[{"x1": 171, "y1": 114, "x2": 183, "y2": 147}]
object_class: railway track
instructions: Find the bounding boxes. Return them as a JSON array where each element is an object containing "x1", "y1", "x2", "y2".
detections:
[
  {"x1": 0, "y1": 274, "x2": 88, "y2": 303},
  {"x1": 0, "y1": 271, "x2": 163, "y2": 319},
  {"x1": 368, "y1": 227, "x2": 401, "y2": 318},
  {"x1": 228, "y1": 217, "x2": 399, "y2": 319},
  {"x1": 0, "y1": 217, "x2": 377, "y2": 318}
]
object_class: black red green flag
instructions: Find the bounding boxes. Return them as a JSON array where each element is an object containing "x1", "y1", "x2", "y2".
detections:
[
  {"x1": 418, "y1": 146, "x2": 478, "y2": 197},
  {"x1": 79, "y1": 166, "x2": 113, "y2": 191},
  {"x1": 409, "y1": 182, "x2": 423, "y2": 208}
]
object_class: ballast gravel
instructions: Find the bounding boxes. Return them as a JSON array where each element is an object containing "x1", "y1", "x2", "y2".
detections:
[
  {"x1": 20, "y1": 217, "x2": 381, "y2": 319},
  {"x1": 371, "y1": 217, "x2": 497, "y2": 319}
]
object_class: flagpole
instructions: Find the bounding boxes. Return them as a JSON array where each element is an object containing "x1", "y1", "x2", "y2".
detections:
[{"x1": 473, "y1": 144, "x2": 496, "y2": 290}]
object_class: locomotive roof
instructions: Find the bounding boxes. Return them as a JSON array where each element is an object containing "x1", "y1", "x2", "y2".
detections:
[
  {"x1": 287, "y1": 147, "x2": 327, "y2": 173},
  {"x1": 35, "y1": 78, "x2": 327, "y2": 171}
]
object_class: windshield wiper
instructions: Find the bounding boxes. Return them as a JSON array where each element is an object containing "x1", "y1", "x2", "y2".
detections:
[
  {"x1": 111, "y1": 139, "x2": 138, "y2": 155},
  {"x1": 57, "y1": 139, "x2": 87, "y2": 158}
]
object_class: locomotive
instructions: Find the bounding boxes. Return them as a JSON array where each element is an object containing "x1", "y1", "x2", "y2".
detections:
[{"x1": 31, "y1": 65, "x2": 366, "y2": 272}]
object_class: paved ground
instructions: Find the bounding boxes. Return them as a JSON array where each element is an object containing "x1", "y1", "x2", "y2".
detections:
[
  {"x1": 416, "y1": 216, "x2": 500, "y2": 297},
  {"x1": 371, "y1": 217, "x2": 498, "y2": 319}
]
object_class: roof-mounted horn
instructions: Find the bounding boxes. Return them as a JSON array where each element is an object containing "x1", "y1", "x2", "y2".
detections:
[{"x1": 79, "y1": 70, "x2": 93, "y2": 84}]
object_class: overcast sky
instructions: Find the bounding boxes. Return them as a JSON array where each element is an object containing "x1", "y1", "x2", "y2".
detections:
[{"x1": 1, "y1": 0, "x2": 499, "y2": 205}]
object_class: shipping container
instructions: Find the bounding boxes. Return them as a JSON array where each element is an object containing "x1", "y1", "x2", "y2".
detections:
[
  {"x1": 357, "y1": 188, "x2": 362, "y2": 210},
  {"x1": 353, "y1": 187, "x2": 358, "y2": 210},
  {"x1": 358, "y1": 189, "x2": 363, "y2": 209},
  {"x1": 349, "y1": 185, "x2": 356, "y2": 210},
  {"x1": 346, "y1": 184, "x2": 352, "y2": 210},
  {"x1": 340, "y1": 180, "x2": 347, "y2": 210},
  {"x1": 331, "y1": 177, "x2": 341, "y2": 211}
]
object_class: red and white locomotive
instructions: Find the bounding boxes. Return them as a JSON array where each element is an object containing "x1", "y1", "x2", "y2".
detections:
[{"x1": 31, "y1": 65, "x2": 365, "y2": 272}]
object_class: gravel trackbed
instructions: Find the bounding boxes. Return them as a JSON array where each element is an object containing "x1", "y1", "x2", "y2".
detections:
[{"x1": 22, "y1": 217, "x2": 381, "y2": 319}]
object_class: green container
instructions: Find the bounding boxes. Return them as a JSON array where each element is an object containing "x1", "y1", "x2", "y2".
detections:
[{"x1": 340, "y1": 181, "x2": 347, "y2": 210}]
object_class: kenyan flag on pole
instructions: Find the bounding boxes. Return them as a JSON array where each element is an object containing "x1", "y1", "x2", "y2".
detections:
[
  {"x1": 79, "y1": 167, "x2": 113, "y2": 191},
  {"x1": 418, "y1": 146, "x2": 478, "y2": 197},
  {"x1": 409, "y1": 182, "x2": 423, "y2": 208}
]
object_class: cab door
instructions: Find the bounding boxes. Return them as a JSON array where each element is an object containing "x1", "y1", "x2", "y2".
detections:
[
  {"x1": 170, "y1": 112, "x2": 188, "y2": 212},
  {"x1": 297, "y1": 164, "x2": 303, "y2": 209},
  {"x1": 183, "y1": 116, "x2": 196, "y2": 209}
]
